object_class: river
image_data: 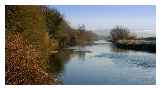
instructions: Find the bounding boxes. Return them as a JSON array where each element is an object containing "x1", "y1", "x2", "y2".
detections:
[{"x1": 49, "y1": 40, "x2": 156, "y2": 85}]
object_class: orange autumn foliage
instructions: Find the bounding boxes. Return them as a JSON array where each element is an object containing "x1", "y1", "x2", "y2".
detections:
[{"x1": 5, "y1": 32, "x2": 55, "y2": 84}]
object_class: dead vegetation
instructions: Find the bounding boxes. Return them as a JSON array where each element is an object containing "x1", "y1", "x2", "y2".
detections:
[{"x1": 5, "y1": 32, "x2": 55, "y2": 84}]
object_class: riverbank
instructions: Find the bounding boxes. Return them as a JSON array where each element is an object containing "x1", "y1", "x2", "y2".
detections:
[
  {"x1": 5, "y1": 5, "x2": 96, "y2": 84},
  {"x1": 113, "y1": 37, "x2": 156, "y2": 53}
]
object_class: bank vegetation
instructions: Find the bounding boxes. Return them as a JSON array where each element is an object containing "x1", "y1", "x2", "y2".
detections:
[
  {"x1": 5, "y1": 5, "x2": 96, "y2": 84},
  {"x1": 110, "y1": 26, "x2": 156, "y2": 53}
]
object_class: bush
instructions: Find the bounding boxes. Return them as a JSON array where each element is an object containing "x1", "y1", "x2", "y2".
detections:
[{"x1": 110, "y1": 26, "x2": 135, "y2": 42}]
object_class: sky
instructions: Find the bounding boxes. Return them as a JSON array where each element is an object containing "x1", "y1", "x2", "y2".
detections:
[{"x1": 48, "y1": 5, "x2": 155, "y2": 37}]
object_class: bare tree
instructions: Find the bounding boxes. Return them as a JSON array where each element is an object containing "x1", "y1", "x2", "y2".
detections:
[{"x1": 110, "y1": 26, "x2": 130, "y2": 42}]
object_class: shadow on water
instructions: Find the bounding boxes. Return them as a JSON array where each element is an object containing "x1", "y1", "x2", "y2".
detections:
[
  {"x1": 47, "y1": 49, "x2": 75, "y2": 84},
  {"x1": 48, "y1": 54, "x2": 64, "y2": 74},
  {"x1": 48, "y1": 50, "x2": 73, "y2": 73},
  {"x1": 110, "y1": 44, "x2": 130, "y2": 53}
]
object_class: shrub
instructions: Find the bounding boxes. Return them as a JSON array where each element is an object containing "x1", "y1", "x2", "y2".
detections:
[{"x1": 110, "y1": 26, "x2": 134, "y2": 42}]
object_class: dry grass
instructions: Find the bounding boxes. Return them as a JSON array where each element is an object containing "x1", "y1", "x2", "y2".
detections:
[{"x1": 5, "y1": 32, "x2": 55, "y2": 85}]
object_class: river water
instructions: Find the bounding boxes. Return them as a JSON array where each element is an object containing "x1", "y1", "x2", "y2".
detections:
[{"x1": 49, "y1": 40, "x2": 156, "y2": 85}]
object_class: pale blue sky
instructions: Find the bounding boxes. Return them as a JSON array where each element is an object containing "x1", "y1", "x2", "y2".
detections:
[{"x1": 48, "y1": 5, "x2": 155, "y2": 35}]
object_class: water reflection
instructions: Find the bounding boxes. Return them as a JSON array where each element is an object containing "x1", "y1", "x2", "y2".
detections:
[
  {"x1": 48, "y1": 40, "x2": 155, "y2": 85},
  {"x1": 71, "y1": 46, "x2": 92, "y2": 62},
  {"x1": 110, "y1": 43, "x2": 130, "y2": 53},
  {"x1": 48, "y1": 54, "x2": 64, "y2": 74},
  {"x1": 77, "y1": 51, "x2": 86, "y2": 62},
  {"x1": 48, "y1": 50, "x2": 72, "y2": 74}
]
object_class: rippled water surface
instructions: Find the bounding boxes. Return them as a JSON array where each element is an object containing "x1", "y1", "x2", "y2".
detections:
[{"x1": 50, "y1": 40, "x2": 156, "y2": 85}]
